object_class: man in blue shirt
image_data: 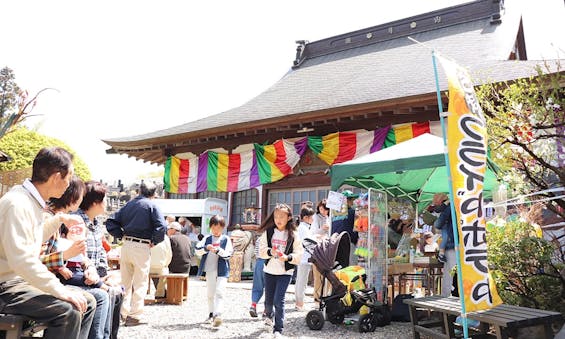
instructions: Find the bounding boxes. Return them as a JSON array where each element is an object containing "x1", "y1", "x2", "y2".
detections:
[
  {"x1": 111, "y1": 181, "x2": 166, "y2": 326},
  {"x1": 331, "y1": 190, "x2": 359, "y2": 265},
  {"x1": 434, "y1": 197, "x2": 456, "y2": 297}
]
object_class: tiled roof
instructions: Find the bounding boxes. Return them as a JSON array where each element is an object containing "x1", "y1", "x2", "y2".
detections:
[{"x1": 103, "y1": 0, "x2": 557, "y2": 146}]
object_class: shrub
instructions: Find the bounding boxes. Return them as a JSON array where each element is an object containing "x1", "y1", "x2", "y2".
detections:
[{"x1": 487, "y1": 219, "x2": 565, "y2": 315}]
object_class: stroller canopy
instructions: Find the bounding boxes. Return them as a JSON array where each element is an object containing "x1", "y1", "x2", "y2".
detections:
[
  {"x1": 310, "y1": 232, "x2": 351, "y2": 297},
  {"x1": 312, "y1": 231, "x2": 351, "y2": 272}
]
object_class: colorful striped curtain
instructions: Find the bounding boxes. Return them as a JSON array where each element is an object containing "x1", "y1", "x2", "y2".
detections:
[
  {"x1": 383, "y1": 121, "x2": 431, "y2": 147},
  {"x1": 165, "y1": 139, "x2": 307, "y2": 194},
  {"x1": 254, "y1": 138, "x2": 308, "y2": 184},
  {"x1": 164, "y1": 121, "x2": 434, "y2": 193},
  {"x1": 308, "y1": 127, "x2": 390, "y2": 165}
]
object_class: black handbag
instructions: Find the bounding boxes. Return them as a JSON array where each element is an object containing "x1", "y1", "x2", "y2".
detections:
[{"x1": 391, "y1": 294, "x2": 414, "y2": 322}]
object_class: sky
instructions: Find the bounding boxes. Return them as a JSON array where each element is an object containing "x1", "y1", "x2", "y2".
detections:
[{"x1": 3, "y1": 0, "x2": 564, "y2": 185}]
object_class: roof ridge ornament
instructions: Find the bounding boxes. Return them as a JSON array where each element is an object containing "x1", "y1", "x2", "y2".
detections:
[{"x1": 293, "y1": 40, "x2": 309, "y2": 68}]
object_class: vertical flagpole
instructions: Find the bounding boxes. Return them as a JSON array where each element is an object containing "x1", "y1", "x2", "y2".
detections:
[{"x1": 432, "y1": 50, "x2": 469, "y2": 339}]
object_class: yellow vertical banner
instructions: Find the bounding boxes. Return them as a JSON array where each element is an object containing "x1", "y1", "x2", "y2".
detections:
[{"x1": 438, "y1": 54, "x2": 502, "y2": 311}]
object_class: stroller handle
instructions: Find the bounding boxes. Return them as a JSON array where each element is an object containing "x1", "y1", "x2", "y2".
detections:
[{"x1": 302, "y1": 237, "x2": 318, "y2": 255}]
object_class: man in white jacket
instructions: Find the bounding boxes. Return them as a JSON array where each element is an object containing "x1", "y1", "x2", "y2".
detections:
[
  {"x1": 149, "y1": 228, "x2": 172, "y2": 298},
  {"x1": 0, "y1": 147, "x2": 96, "y2": 339}
]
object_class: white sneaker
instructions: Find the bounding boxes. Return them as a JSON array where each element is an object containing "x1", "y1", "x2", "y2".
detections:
[
  {"x1": 213, "y1": 316, "x2": 222, "y2": 327},
  {"x1": 264, "y1": 317, "x2": 273, "y2": 328},
  {"x1": 273, "y1": 331, "x2": 284, "y2": 338}
]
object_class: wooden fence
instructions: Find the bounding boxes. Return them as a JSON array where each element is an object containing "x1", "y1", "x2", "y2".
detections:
[{"x1": 0, "y1": 167, "x2": 32, "y2": 197}]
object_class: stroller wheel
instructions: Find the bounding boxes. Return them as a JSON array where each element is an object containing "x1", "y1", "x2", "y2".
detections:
[
  {"x1": 358, "y1": 313, "x2": 378, "y2": 333},
  {"x1": 326, "y1": 300, "x2": 345, "y2": 325},
  {"x1": 306, "y1": 310, "x2": 325, "y2": 330}
]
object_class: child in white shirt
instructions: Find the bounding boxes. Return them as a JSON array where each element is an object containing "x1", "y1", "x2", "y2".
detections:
[{"x1": 195, "y1": 215, "x2": 233, "y2": 327}]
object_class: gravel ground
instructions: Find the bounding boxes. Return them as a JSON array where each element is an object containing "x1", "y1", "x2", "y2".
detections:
[{"x1": 117, "y1": 277, "x2": 413, "y2": 339}]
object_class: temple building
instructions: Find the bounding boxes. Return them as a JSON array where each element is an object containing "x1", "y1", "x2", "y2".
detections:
[{"x1": 103, "y1": 0, "x2": 560, "y2": 226}]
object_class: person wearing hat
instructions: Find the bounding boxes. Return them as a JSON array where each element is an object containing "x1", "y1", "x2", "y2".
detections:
[
  {"x1": 331, "y1": 190, "x2": 359, "y2": 265},
  {"x1": 167, "y1": 221, "x2": 193, "y2": 275},
  {"x1": 422, "y1": 231, "x2": 439, "y2": 253}
]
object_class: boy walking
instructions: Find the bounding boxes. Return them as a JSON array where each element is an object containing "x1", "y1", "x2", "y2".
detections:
[{"x1": 195, "y1": 215, "x2": 233, "y2": 327}]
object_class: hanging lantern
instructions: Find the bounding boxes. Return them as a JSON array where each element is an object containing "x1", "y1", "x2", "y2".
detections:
[{"x1": 243, "y1": 204, "x2": 260, "y2": 224}]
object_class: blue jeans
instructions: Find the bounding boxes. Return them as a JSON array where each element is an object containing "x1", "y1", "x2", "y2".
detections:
[
  {"x1": 107, "y1": 286, "x2": 124, "y2": 339},
  {"x1": 440, "y1": 227, "x2": 449, "y2": 251},
  {"x1": 81, "y1": 287, "x2": 110, "y2": 339},
  {"x1": 0, "y1": 278, "x2": 96, "y2": 339},
  {"x1": 251, "y1": 258, "x2": 265, "y2": 303},
  {"x1": 264, "y1": 272, "x2": 291, "y2": 334}
]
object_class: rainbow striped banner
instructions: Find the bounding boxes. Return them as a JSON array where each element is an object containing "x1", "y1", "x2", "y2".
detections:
[
  {"x1": 254, "y1": 138, "x2": 308, "y2": 184},
  {"x1": 308, "y1": 127, "x2": 390, "y2": 165},
  {"x1": 164, "y1": 138, "x2": 307, "y2": 193},
  {"x1": 164, "y1": 122, "x2": 436, "y2": 193},
  {"x1": 384, "y1": 121, "x2": 431, "y2": 147},
  {"x1": 200, "y1": 151, "x2": 260, "y2": 192}
]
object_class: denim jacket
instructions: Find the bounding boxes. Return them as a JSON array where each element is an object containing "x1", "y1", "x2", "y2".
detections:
[{"x1": 196, "y1": 234, "x2": 233, "y2": 278}]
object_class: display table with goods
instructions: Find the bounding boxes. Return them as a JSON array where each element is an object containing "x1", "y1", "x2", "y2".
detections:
[{"x1": 387, "y1": 232, "x2": 443, "y2": 298}]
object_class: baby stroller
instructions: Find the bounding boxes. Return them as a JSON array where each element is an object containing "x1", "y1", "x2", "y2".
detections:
[{"x1": 304, "y1": 232, "x2": 391, "y2": 333}]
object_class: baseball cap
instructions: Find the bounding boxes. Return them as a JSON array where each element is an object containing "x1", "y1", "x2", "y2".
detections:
[
  {"x1": 168, "y1": 221, "x2": 182, "y2": 232},
  {"x1": 342, "y1": 190, "x2": 359, "y2": 199}
]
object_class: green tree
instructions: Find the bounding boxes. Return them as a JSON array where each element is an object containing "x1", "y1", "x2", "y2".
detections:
[
  {"x1": 0, "y1": 127, "x2": 91, "y2": 180},
  {"x1": 477, "y1": 61, "x2": 565, "y2": 221},
  {"x1": 0, "y1": 67, "x2": 21, "y2": 119},
  {"x1": 0, "y1": 67, "x2": 52, "y2": 138}
]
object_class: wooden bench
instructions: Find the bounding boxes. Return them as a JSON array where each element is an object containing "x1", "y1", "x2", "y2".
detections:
[
  {"x1": 147, "y1": 273, "x2": 189, "y2": 305},
  {"x1": 404, "y1": 295, "x2": 563, "y2": 339},
  {"x1": 0, "y1": 314, "x2": 24, "y2": 339},
  {"x1": 0, "y1": 314, "x2": 45, "y2": 339}
]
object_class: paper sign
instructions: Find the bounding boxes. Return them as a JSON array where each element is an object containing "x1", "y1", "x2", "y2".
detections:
[
  {"x1": 327, "y1": 191, "x2": 345, "y2": 211},
  {"x1": 58, "y1": 238, "x2": 84, "y2": 262}
]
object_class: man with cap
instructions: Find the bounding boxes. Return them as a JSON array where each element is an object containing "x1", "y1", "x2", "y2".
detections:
[
  {"x1": 167, "y1": 221, "x2": 193, "y2": 274},
  {"x1": 331, "y1": 190, "x2": 359, "y2": 265}
]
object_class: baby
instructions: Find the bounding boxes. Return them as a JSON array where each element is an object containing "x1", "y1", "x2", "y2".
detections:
[
  {"x1": 58, "y1": 223, "x2": 111, "y2": 291},
  {"x1": 423, "y1": 231, "x2": 439, "y2": 253}
]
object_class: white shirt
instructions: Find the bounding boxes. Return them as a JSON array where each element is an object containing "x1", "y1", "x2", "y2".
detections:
[
  {"x1": 204, "y1": 235, "x2": 222, "y2": 273},
  {"x1": 150, "y1": 235, "x2": 172, "y2": 274},
  {"x1": 0, "y1": 183, "x2": 69, "y2": 299},
  {"x1": 297, "y1": 221, "x2": 312, "y2": 265},
  {"x1": 259, "y1": 228, "x2": 302, "y2": 276},
  {"x1": 310, "y1": 213, "x2": 329, "y2": 240}
]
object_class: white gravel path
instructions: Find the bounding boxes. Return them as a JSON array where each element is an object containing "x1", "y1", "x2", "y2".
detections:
[{"x1": 117, "y1": 277, "x2": 413, "y2": 339}]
